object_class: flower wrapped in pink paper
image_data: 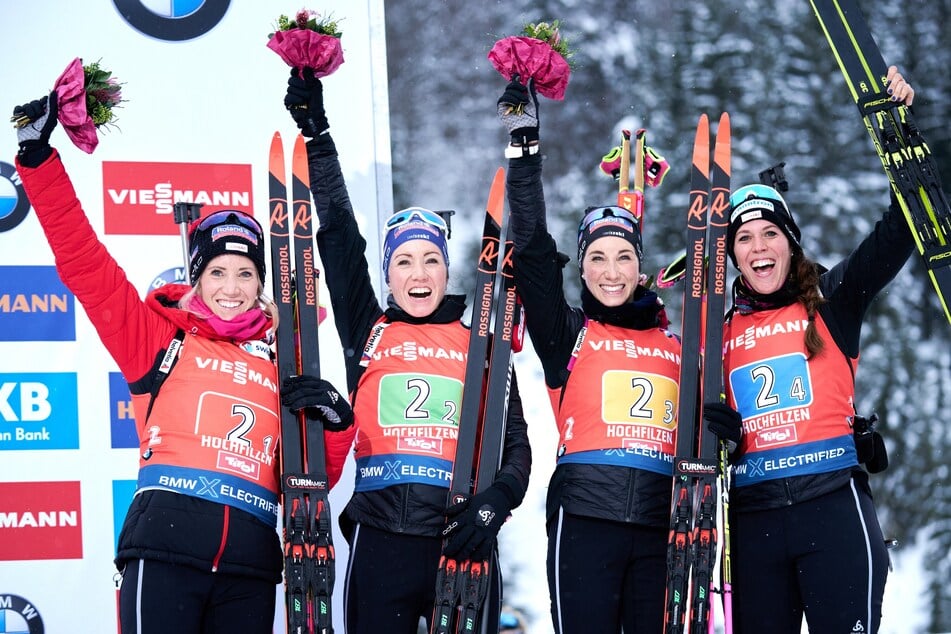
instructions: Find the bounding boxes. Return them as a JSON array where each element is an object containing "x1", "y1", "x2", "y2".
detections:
[
  {"x1": 267, "y1": 9, "x2": 344, "y2": 77},
  {"x1": 488, "y1": 20, "x2": 574, "y2": 100},
  {"x1": 19, "y1": 58, "x2": 125, "y2": 154}
]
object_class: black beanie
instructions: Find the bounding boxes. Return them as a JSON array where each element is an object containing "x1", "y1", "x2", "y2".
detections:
[
  {"x1": 577, "y1": 205, "x2": 643, "y2": 267},
  {"x1": 726, "y1": 184, "x2": 801, "y2": 266},
  {"x1": 188, "y1": 210, "x2": 266, "y2": 284}
]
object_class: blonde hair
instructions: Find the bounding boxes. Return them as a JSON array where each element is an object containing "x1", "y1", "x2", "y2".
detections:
[{"x1": 177, "y1": 281, "x2": 280, "y2": 330}]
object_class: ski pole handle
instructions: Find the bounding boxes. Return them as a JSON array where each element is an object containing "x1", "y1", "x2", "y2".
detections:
[{"x1": 173, "y1": 202, "x2": 202, "y2": 285}]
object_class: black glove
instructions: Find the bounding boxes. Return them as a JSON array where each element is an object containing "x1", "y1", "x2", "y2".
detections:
[
  {"x1": 13, "y1": 91, "x2": 58, "y2": 167},
  {"x1": 284, "y1": 67, "x2": 329, "y2": 137},
  {"x1": 704, "y1": 401, "x2": 743, "y2": 453},
  {"x1": 441, "y1": 482, "x2": 514, "y2": 561},
  {"x1": 280, "y1": 375, "x2": 353, "y2": 432},
  {"x1": 497, "y1": 75, "x2": 539, "y2": 149}
]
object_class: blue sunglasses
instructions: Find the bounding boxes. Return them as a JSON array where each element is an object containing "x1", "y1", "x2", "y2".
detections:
[
  {"x1": 577, "y1": 206, "x2": 639, "y2": 243},
  {"x1": 192, "y1": 210, "x2": 263, "y2": 237},
  {"x1": 384, "y1": 207, "x2": 450, "y2": 234}
]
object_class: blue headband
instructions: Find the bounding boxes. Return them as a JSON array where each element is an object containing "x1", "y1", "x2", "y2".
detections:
[{"x1": 382, "y1": 221, "x2": 450, "y2": 283}]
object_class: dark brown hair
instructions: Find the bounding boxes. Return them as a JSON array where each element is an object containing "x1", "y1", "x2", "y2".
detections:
[{"x1": 792, "y1": 251, "x2": 826, "y2": 357}]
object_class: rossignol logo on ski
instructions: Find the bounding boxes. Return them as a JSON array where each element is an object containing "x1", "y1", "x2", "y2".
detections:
[
  {"x1": 269, "y1": 200, "x2": 289, "y2": 231},
  {"x1": 477, "y1": 237, "x2": 502, "y2": 274}
]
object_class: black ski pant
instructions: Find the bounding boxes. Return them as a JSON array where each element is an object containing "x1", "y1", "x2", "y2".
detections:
[
  {"x1": 547, "y1": 509, "x2": 666, "y2": 634},
  {"x1": 343, "y1": 522, "x2": 502, "y2": 634},
  {"x1": 118, "y1": 558, "x2": 275, "y2": 634},
  {"x1": 731, "y1": 477, "x2": 889, "y2": 633}
]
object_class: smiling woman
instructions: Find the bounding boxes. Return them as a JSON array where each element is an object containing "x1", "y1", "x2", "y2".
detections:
[
  {"x1": 10, "y1": 89, "x2": 354, "y2": 634},
  {"x1": 705, "y1": 66, "x2": 918, "y2": 634},
  {"x1": 283, "y1": 65, "x2": 531, "y2": 634}
]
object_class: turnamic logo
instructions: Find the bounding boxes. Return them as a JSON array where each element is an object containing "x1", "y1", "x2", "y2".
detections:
[{"x1": 113, "y1": 0, "x2": 230, "y2": 42}]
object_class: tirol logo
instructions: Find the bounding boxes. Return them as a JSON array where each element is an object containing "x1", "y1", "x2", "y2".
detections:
[
  {"x1": 0, "y1": 594, "x2": 45, "y2": 634},
  {"x1": 0, "y1": 373, "x2": 80, "y2": 451},
  {"x1": 102, "y1": 161, "x2": 253, "y2": 235},
  {"x1": 0, "y1": 162, "x2": 31, "y2": 233},
  {"x1": 113, "y1": 0, "x2": 230, "y2": 42},
  {"x1": 109, "y1": 372, "x2": 137, "y2": 449},
  {"x1": 0, "y1": 266, "x2": 75, "y2": 342},
  {"x1": 0, "y1": 481, "x2": 83, "y2": 561}
]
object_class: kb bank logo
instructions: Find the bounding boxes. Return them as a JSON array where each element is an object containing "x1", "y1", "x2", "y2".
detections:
[
  {"x1": 113, "y1": 0, "x2": 230, "y2": 41},
  {"x1": 0, "y1": 162, "x2": 31, "y2": 233},
  {"x1": 0, "y1": 594, "x2": 45, "y2": 634}
]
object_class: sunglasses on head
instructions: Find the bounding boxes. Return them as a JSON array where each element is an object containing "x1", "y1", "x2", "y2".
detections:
[
  {"x1": 384, "y1": 207, "x2": 449, "y2": 234},
  {"x1": 191, "y1": 210, "x2": 264, "y2": 237},
  {"x1": 578, "y1": 206, "x2": 639, "y2": 241}
]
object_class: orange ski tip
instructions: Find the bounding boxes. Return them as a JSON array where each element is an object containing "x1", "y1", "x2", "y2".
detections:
[
  {"x1": 292, "y1": 134, "x2": 310, "y2": 188},
  {"x1": 486, "y1": 167, "x2": 506, "y2": 225},
  {"x1": 714, "y1": 113, "x2": 732, "y2": 174},
  {"x1": 269, "y1": 132, "x2": 287, "y2": 185},
  {"x1": 692, "y1": 114, "x2": 710, "y2": 171}
]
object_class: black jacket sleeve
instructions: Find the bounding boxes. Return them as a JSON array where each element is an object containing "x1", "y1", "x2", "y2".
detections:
[
  {"x1": 507, "y1": 154, "x2": 586, "y2": 389},
  {"x1": 820, "y1": 194, "x2": 915, "y2": 357},
  {"x1": 506, "y1": 154, "x2": 547, "y2": 250},
  {"x1": 306, "y1": 133, "x2": 384, "y2": 392}
]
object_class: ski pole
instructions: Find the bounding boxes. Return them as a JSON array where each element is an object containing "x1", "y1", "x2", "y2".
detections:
[{"x1": 173, "y1": 202, "x2": 202, "y2": 285}]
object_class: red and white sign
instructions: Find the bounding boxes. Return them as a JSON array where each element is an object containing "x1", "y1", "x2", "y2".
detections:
[
  {"x1": 102, "y1": 161, "x2": 254, "y2": 235},
  {"x1": 0, "y1": 481, "x2": 83, "y2": 560}
]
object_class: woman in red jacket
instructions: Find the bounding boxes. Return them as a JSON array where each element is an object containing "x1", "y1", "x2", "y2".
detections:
[{"x1": 12, "y1": 92, "x2": 352, "y2": 634}]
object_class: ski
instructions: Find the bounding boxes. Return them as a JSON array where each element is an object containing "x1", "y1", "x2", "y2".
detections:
[
  {"x1": 809, "y1": 0, "x2": 951, "y2": 325},
  {"x1": 664, "y1": 112, "x2": 732, "y2": 634},
  {"x1": 432, "y1": 167, "x2": 513, "y2": 634},
  {"x1": 269, "y1": 131, "x2": 335, "y2": 634}
]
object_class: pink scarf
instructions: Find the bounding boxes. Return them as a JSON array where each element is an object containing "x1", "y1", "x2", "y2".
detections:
[{"x1": 188, "y1": 297, "x2": 268, "y2": 341}]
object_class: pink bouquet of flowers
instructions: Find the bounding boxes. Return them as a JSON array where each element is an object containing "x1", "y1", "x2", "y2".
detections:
[
  {"x1": 10, "y1": 58, "x2": 125, "y2": 154},
  {"x1": 266, "y1": 8, "x2": 344, "y2": 77},
  {"x1": 488, "y1": 20, "x2": 575, "y2": 100}
]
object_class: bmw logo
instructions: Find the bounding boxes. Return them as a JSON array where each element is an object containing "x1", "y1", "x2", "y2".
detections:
[
  {"x1": 149, "y1": 266, "x2": 187, "y2": 290},
  {"x1": 112, "y1": 0, "x2": 231, "y2": 42},
  {"x1": 0, "y1": 162, "x2": 31, "y2": 233},
  {"x1": 0, "y1": 594, "x2": 45, "y2": 634}
]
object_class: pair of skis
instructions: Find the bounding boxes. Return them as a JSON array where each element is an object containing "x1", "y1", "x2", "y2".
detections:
[
  {"x1": 664, "y1": 112, "x2": 732, "y2": 634},
  {"x1": 269, "y1": 132, "x2": 335, "y2": 634},
  {"x1": 810, "y1": 0, "x2": 951, "y2": 326},
  {"x1": 432, "y1": 167, "x2": 519, "y2": 634}
]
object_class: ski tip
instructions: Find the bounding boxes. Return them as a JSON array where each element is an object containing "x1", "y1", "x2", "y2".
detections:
[
  {"x1": 269, "y1": 131, "x2": 283, "y2": 154},
  {"x1": 714, "y1": 120, "x2": 731, "y2": 176},
  {"x1": 692, "y1": 115, "x2": 710, "y2": 170},
  {"x1": 486, "y1": 167, "x2": 506, "y2": 224},
  {"x1": 292, "y1": 134, "x2": 310, "y2": 189}
]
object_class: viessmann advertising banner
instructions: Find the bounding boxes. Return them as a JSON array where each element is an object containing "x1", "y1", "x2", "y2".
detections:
[{"x1": 0, "y1": 2, "x2": 391, "y2": 631}]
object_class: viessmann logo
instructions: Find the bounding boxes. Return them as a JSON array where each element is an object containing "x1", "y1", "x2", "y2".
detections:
[
  {"x1": 102, "y1": 161, "x2": 253, "y2": 235},
  {"x1": 0, "y1": 481, "x2": 83, "y2": 561},
  {"x1": 113, "y1": 0, "x2": 230, "y2": 41},
  {"x1": 0, "y1": 266, "x2": 75, "y2": 342}
]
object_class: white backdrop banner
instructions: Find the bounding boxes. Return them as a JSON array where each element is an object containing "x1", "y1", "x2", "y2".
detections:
[{"x1": 0, "y1": 2, "x2": 389, "y2": 632}]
